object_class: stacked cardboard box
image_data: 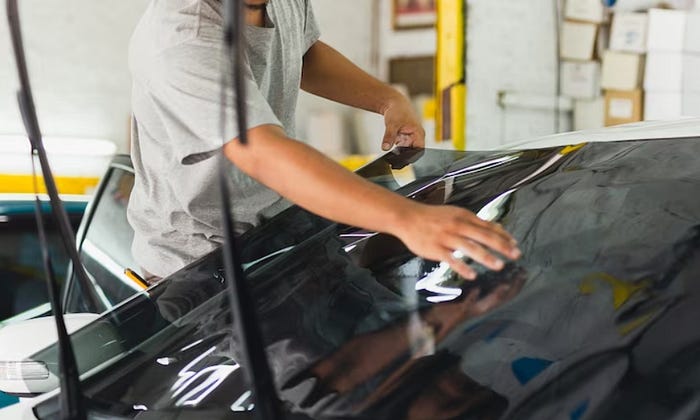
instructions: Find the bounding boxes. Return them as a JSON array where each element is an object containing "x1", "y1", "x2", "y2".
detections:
[
  {"x1": 643, "y1": 9, "x2": 700, "y2": 119},
  {"x1": 561, "y1": 0, "x2": 608, "y2": 130},
  {"x1": 599, "y1": 12, "x2": 648, "y2": 126},
  {"x1": 564, "y1": 1, "x2": 700, "y2": 129}
]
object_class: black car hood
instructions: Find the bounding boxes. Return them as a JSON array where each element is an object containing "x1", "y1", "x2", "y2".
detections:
[{"x1": 36, "y1": 138, "x2": 700, "y2": 419}]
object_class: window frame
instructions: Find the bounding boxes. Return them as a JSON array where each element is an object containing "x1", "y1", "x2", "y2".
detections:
[{"x1": 62, "y1": 155, "x2": 135, "y2": 313}]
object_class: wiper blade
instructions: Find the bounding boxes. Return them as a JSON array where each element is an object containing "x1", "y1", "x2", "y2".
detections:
[
  {"x1": 31, "y1": 195, "x2": 85, "y2": 420},
  {"x1": 6, "y1": 1, "x2": 92, "y2": 418},
  {"x1": 220, "y1": 0, "x2": 282, "y2": 419},
  {"x1": 5, "y1": 2, "x2": 102, "y2": 315}
]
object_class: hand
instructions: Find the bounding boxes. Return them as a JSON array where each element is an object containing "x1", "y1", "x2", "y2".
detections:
[
  {"x1": 392, "y1": 202, "x2": 521, "y2": 280},
  {"x1": 381, "y1": 96, "x2": 426, "y2": 151}
]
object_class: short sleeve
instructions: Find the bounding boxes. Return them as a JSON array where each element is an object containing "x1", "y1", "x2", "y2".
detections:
[
  {"x1": 152, "y1": 39, "x2": 282, "y2": 165},
  {"x1": 303, "y1": 0, "x2": 321, "y2": 52}
]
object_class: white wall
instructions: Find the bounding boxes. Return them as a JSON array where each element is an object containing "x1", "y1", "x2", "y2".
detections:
[
  {"x1": 377, "y1": 0, "x2": 436, "y2": 79},
  {"x1": 298, "y1": 0, "x2": 437, "y2": 154},
  {"x1": 0, "y1": 1, "x2": 432, "y2": 155},
  {"x1": 0, "y1": 1, "x2": 150, "y2": 152},
  {"x1": 296, "y1": 0, "x2": 377, "y2": 151},
  {"x1": 466, "y1": 0, "x2": 570, "y2": 150}
]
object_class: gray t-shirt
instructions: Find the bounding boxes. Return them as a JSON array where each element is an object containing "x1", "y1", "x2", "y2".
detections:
[{"x1": 127, "y1": 0, "x2": 321, "y2": 277}]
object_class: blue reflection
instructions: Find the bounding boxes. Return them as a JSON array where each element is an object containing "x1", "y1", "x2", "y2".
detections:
[{"x1": 512, "y1": 357, "x2": 554, "y2": 385}]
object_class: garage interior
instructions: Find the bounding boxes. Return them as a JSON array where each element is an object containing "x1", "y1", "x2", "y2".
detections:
[
  {"x1": 2, "y1": 0, "x2": 698, "y2": 170},
  {"x1": 2, "y1": 0, "x2": 700, "y2": 418}
]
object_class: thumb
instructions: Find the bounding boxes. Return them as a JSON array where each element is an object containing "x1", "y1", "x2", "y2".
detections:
[{"x1": 382, "y1": 125, "x2": 396, "y2": 151}]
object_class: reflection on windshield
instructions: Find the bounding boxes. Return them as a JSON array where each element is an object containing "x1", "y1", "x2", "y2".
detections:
[
  {"x1": 415, "y1": 263, "x2": 463, "y2": 303},
  {"x1": 170, "y1": 346, "x2": 240, "y2": 407}
]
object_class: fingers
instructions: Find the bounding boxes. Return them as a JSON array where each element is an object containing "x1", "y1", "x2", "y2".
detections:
[
  {"x1": 396, "y1": 129, "x2": 426, "y2": 148},
  {"x1": 382, "y1": 125, "x2": 398, "y2": 151},
  {"x1": 383, "y1": 125, "x2": 425, "y2": 150},
  {"x1": 455, "y1": 222, "x2": 521, "y2": 261},
  {"x1": 446, "y1": 236, "x2": 505, "y2": 272},
  {"x1": 441, "y1": 248, "x2": 477, "y2": 280}
]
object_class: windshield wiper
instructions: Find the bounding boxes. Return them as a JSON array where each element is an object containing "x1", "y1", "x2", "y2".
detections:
[
  {"x1": 219, "y1": 0, "x2": 283, "y2": 419},
  {"x1": 5, "y1": 5, "x2": 102, "y2": 316},
  {"x1": 6, "y1": 1, "x2": 92, "y2": 418}
]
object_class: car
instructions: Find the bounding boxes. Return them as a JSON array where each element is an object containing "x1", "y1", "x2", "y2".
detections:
[
  {"x1": 0, "y1": 157, "x2": 134, "y2": 410},
  {"x1": 0, "y1": 195, "x2": 87, "y2": 324},
  {"x1": 2, "y1": 125, "x2": 700, "y2": 419},
  {"x1": 0, "y1": 156, "x2": 139, "y2": 325}
]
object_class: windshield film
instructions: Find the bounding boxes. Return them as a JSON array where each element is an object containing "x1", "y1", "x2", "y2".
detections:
[{"x1": 33, "y1": 140, "x2": 700, "y2": 420}]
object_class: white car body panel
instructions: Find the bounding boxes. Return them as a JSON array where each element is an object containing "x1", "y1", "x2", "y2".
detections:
[{"x1": 499, "y1": 118, "x2": 700, "y2": 150}]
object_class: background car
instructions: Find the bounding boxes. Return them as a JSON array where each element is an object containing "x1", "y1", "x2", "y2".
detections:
[
  {"x1": 0, "y1": 195, "x2": 87, "y2": 324},
  {"x1": 0, "y1": 157, "x2": 135, "y2": 410}
]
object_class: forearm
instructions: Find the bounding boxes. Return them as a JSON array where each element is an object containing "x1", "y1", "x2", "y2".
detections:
[
  {"x1": 301, "y1": 41, "x2": 404, "y2": 115},
  {"x1": 224, "y1": 125, "x2": 414, "y2": 235},
  {"x1": 225, "y1": 126, "x2": 520, "y2": 280}
]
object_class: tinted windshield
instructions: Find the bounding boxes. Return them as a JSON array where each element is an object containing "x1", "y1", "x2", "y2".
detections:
[{"x1": 34, "y1": 141, "x2": 700, "y2": 420}]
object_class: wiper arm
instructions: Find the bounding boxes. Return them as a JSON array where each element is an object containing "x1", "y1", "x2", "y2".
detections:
[
  {"x1": 220, "y1": 0, "x2": 283, "y2": 419},
  {"x1": 31, "y1": 194, "x2": 86, "y2": 420},
  {"x1": 5, "y1": 1, "x2": 102, "y2": 315},
  {"x1": 6, "y1": 1, "x2": 91, "y2": 418}
]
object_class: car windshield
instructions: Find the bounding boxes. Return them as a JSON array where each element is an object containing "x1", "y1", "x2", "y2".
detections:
[
  {"x1": 31, "y1": 139, "x2": 700, "y2": 420},
  {"x1": 33, "y1": 147, "x2": 508, "y2": 410}
]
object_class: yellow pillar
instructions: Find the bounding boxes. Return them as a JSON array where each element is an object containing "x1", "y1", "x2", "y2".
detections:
[{"x1": 436, "y1": 0, "x2": 467, "y2": 150}]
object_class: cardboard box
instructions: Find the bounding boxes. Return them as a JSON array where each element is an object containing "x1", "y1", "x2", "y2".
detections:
[
  {"x1": 561, "y1": 21, "x2": 599, "y2": 60},
  {"x1": 647, "y1": 9, "x2": 700, "y2": 52},
  {"x1": 644, "y1": 92, "x2": 700, "y2": 119},
  {"x1": 605, "y1": 0, "x2": 693, "y2": 11},
  {"x1": 644, "y1": 52, "x2": 700, "y2": 92},
  {"x1": 561, "y1": 61, "x2": 601, "y2": 99},
  {"x1": 566, "y1": 0, "x2": 606, "y2": 23},
  {"x1": 609, "y1": 12, "x2": 648, "y2": 53},
  {"x1": 605, "y1": 89, "x2": 643, "y2": 126},
  {"x1": 601, "y1": 51, "x2": 645, "y2": 90},
  {"x1": 574, "y1": 97, "x2": 605, "y2": 130}
]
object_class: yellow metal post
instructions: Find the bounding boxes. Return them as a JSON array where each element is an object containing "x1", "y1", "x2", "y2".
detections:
[{"x1": 436, "y1": 0, "x2": 466, "y2": 150}]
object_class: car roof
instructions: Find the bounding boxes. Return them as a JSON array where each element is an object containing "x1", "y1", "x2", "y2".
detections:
[
  {"x1": 498, "y1": 117, "x2": 700, "y2": 150},
  {"x1": 111, "y1": 154, "x2": 133, "y2": 170},
  {"x1": 0, "y1": 155, "x2": 132, "y2": 217},
  {"x1": 0, "y1": 196, "x2": 88, "y2": 216}
]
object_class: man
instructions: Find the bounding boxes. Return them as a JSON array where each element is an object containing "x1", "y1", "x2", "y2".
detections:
[{"x1": 127, "y1": 0, "x2": 520, "y2": 280}]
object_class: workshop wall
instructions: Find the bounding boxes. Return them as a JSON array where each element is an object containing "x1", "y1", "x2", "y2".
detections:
[
  {"x1": 298, "y1": 0, "x2": 437, "y2": 157},
  {"x1": 466, "y1": 0, "x2": 568, "y2": 150},
  {"x1": 0, "y1": 0, "x2": 149, "y2": 152},
  {"x1": 296, "y1": 0, "x2": 376, "y2": 157},
  {"x1": 0, "y1": 1, "x2": 432, "y2": 157}
]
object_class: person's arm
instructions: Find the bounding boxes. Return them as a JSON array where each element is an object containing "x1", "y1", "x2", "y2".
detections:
[
  {"x1": 301, "y1": 41, "x2": 424, "y2": 151},
  {"x1": 224, "y1": 125, "x2": 521, "y2": 280}
]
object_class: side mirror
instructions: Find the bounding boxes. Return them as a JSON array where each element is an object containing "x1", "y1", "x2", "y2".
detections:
[{"x1": 0, "y1": 314, "x2": 98, "y2": 396}]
